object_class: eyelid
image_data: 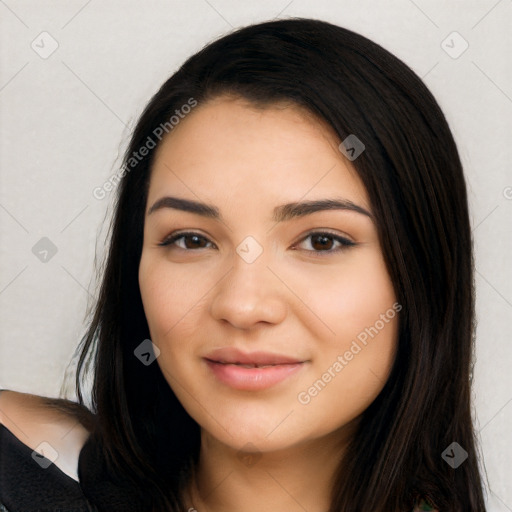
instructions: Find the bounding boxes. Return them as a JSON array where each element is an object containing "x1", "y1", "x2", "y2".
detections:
[{"x1": 293, "y1": 228, "x2": 355, "y2": 246}]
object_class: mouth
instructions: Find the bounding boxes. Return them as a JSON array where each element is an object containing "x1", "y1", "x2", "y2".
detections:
[
  {"x1": 203, "y1": 348, "x2": 307, "y2": 391},
  {"x1": 206, "y1": 360, "x2": 298, "y2": 368},
  {"x1": 204, "y1": 347, "x2": 304, "y2": 365}
]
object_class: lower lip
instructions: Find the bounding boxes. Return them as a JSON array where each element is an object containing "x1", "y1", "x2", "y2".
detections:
[{"x1": 205, "y1": 359, "x2": 305, "y2": 391}]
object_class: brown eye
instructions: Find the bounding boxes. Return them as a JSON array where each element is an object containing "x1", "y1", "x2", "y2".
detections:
[
  {"x1": 180, "y1": 234, "x2": 209, "y2": 249},
  {"x1": 159, "y1": 232, "x2": 214, "y2": 250},
  {"x1": 310, "y1": 234, "x2": 335, "y2": 251},
  {"x1": 295, "y1": 231, "x2": 356, "y2": 255}
]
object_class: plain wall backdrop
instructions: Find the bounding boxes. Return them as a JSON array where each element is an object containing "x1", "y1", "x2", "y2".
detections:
[{"x1": 0, "y1": 1, "x2": 511, "y2": 509}]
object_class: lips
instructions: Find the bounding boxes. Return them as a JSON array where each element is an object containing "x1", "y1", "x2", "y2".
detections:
[
  {"x1": 204, "y1": 347, "x2": 304, "y2": 366},
  {"x1": 214, "y1": 362, "x2": 281, "y2": 368},
  {"x1": 203, "y1": 347, "x2": 307, "y2": 391}
]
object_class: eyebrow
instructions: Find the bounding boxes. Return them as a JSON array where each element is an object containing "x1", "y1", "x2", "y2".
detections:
[{"x1": 147, "y1": 196, "x2": 373, "y2": 222}]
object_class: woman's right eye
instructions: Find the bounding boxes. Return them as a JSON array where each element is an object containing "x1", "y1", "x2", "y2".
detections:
[{"x1": 158, "y1": 232, "x2": 215, "y2": 250}]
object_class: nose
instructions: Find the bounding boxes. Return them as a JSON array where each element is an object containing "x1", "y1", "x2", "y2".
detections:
[{"x1": 209, "y1": 251, "x2": 287, "y2": 330}]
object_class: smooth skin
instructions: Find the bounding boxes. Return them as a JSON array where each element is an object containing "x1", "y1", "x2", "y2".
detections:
[{"x1": 138, "y1": 96, "x2": 399, "y2": 512}]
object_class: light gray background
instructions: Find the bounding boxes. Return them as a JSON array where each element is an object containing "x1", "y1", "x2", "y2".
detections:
[{"x1": 0, "y1": 1, "x2": 510, "y2": 509}]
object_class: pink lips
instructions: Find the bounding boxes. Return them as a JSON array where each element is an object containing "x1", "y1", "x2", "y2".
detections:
[{"x1": 204, "y1": 347, "x2": 306, "y2": 391}]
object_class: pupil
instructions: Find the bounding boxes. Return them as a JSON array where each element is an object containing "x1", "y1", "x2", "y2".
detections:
[
  {"x1": 187, "y1": 235, "x2": 203, "y2": 248},
  {"x1": 312, "y1": 235, "x2": 333, "y2": 251}
]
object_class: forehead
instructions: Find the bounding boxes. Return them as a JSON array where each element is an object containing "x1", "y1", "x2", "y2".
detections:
[{"x1": 147, "y1": 96, "x2": 370, "y2": 212}]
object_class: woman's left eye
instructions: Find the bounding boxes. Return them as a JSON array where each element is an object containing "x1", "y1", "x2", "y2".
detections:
[
  {"x1": 293, "y1": 232, "x2": 356, "y2": 255},
  {"x1": 158, "y1": 231, "x2": 355, "y2": 254}
]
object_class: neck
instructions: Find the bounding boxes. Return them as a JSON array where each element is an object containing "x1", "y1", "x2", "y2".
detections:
[{"x1": 185, "y1": 423, "x2": 356, "y2": 512}]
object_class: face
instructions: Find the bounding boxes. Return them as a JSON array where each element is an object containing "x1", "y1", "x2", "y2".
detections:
[{"x1": 138, "y1": 96, "x2": 399, "y2": 454}]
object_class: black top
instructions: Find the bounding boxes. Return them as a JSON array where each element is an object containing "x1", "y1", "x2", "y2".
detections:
[
  {"x1": 0, "y1": 424, "x2": 436, "y2": 512},
  {"x1": 0, "y1": 424, "x2": 143, "y2": 512},
  {"x1": 0, "y1": 423, "x2": 95, "y2": 511}
]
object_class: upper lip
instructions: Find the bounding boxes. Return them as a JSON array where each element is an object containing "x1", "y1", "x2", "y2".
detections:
[{"x1": 204, "y1": 347, "x2": 304, "y2": 365}]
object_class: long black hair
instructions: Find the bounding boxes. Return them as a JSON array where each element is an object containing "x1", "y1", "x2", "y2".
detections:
[{"x1": 64, "y1": 17, "x2": 488, "y2": 511}]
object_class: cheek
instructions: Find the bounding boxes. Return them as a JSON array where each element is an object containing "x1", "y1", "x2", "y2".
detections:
[
  {"x1": 138, "y1": 254, "x2": 206, "y2": 339},
  {"x1": 330, "y1": 258, "x2": 397, "y2": 345},
  {"x1": 333, "y1": 254, "x2": 398, "y2": 379},
  {"x1": 292, "y1": 250, "x2": 399, "y2": 414},
  {"x1": 138, "y1": 256, "x2": 204, "y2": 389},
  {"x1": 287, "y1": 248, "x2": 397, "y2": 345}
]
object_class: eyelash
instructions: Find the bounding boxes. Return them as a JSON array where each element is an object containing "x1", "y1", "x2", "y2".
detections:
[{"x1": 157, "y1": 230, "x2": 356, "y2": 256}]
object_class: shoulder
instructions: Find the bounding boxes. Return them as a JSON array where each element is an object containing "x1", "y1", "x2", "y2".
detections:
[{"x1": 0, "y1": 389, "x2": 93, "y2": 482}]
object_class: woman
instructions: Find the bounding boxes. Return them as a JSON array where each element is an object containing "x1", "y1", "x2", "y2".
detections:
[{"x1": 0, "y1": 17, "x2": 487, "y2": 512}]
